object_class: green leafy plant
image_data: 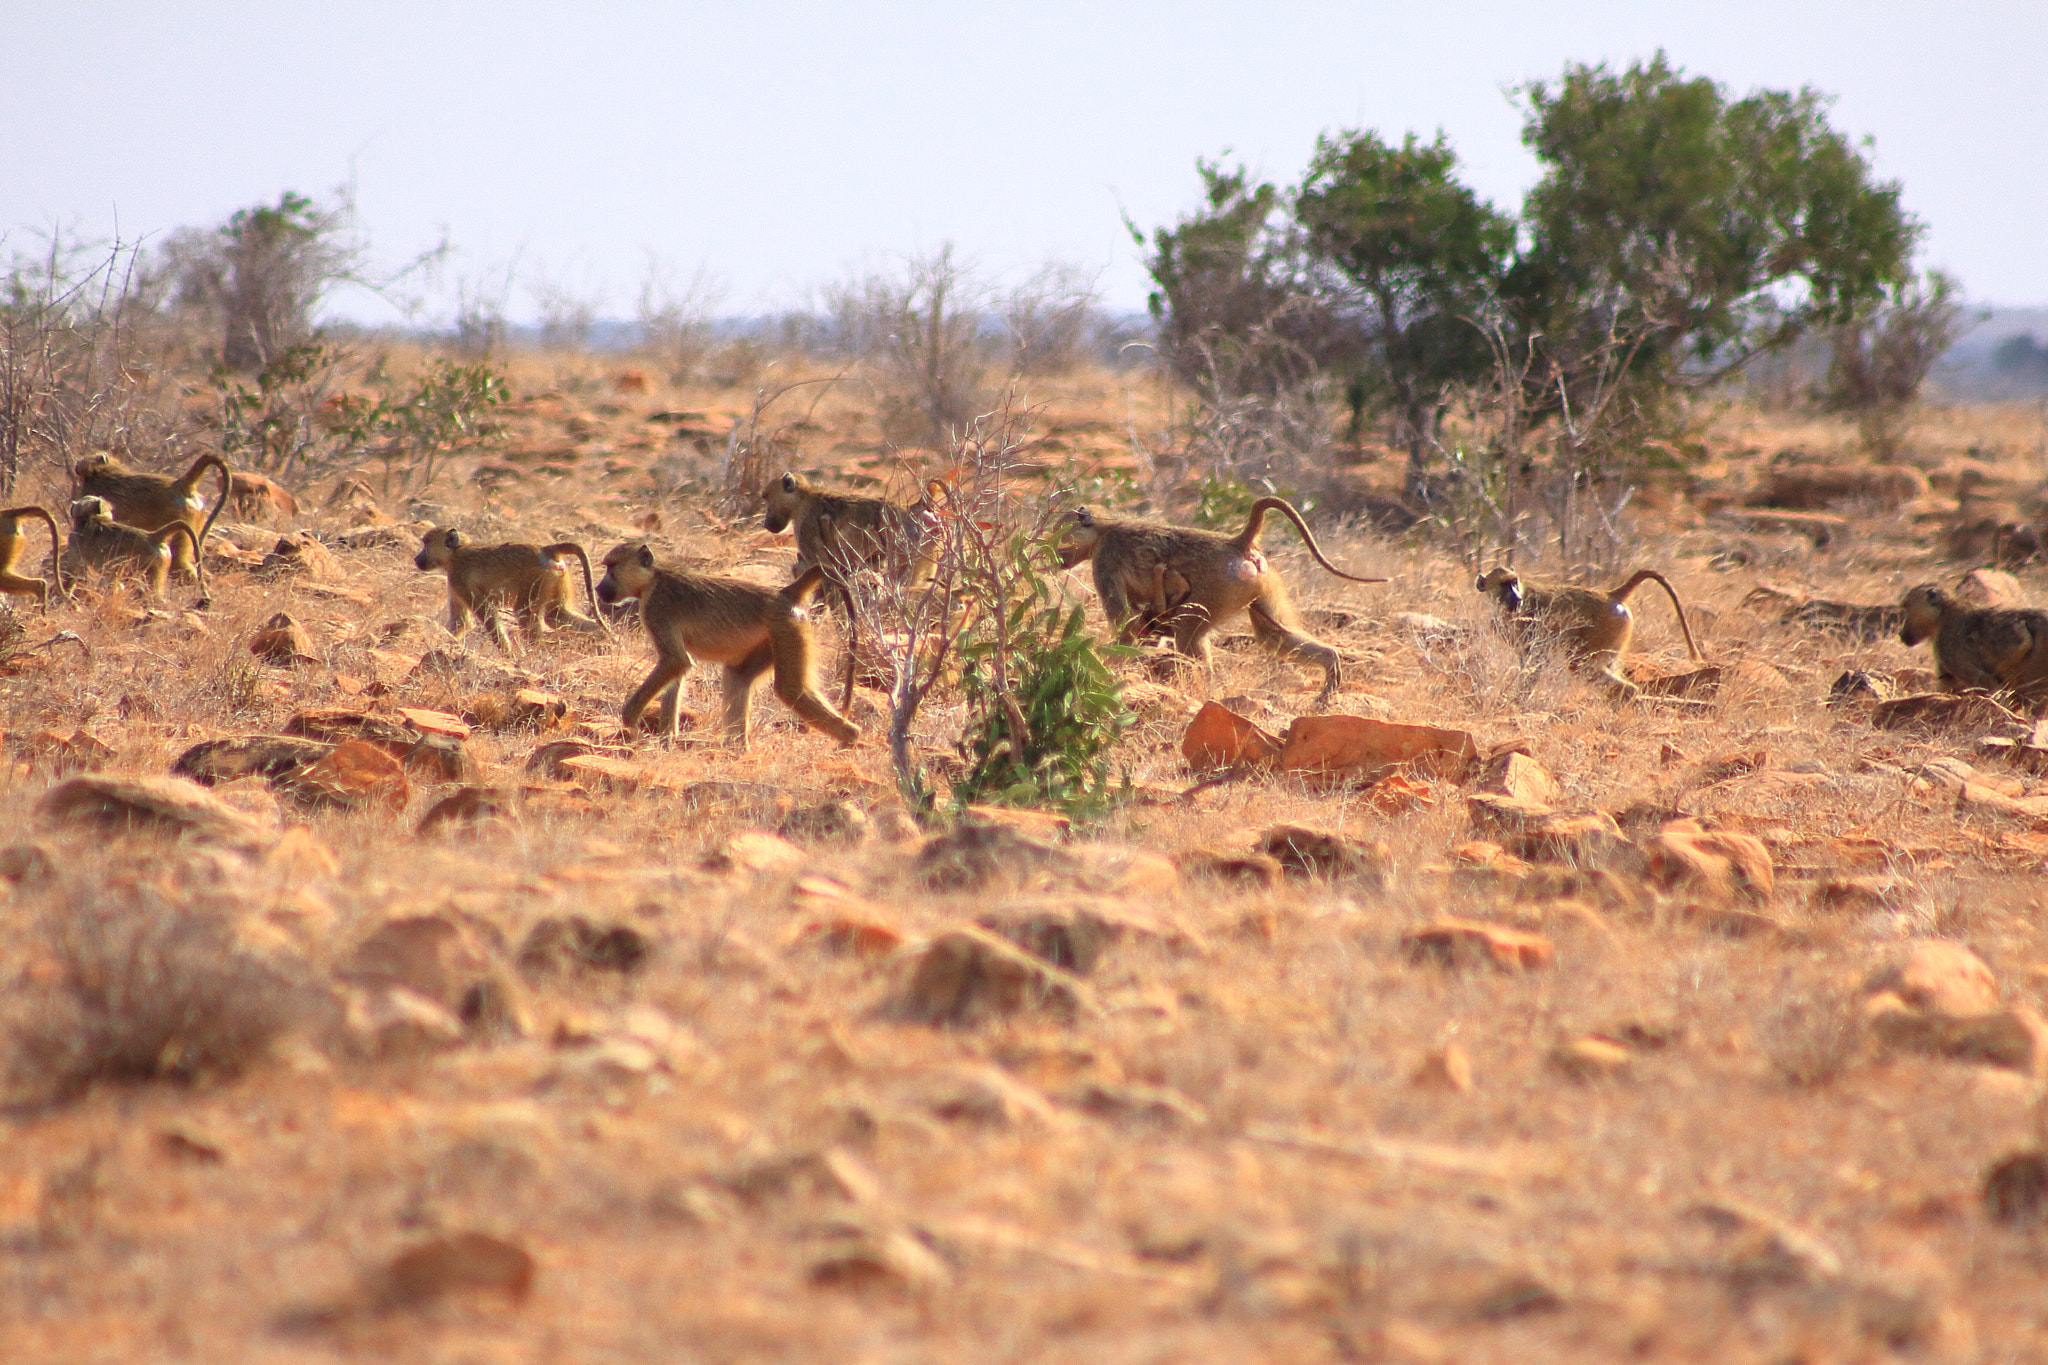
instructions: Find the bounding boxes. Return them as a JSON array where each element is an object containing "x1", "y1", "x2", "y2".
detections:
[
  {"x1": 212, "y1": 341, "x2": 348, "y2": 476},
  {"x1": 1190, "y1": 470, "x2": 1313, "y2": 528},
  {"x1": 952, "y1": 529, "x2": 1136, "y2": 819},
  {"x1": 336, "y1": 357, "x2": 509, "y2": 494}
]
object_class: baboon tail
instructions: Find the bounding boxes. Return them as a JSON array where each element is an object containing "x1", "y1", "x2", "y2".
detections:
[
  {"x1": 1615, "y1": 569, "x2": 1703, "y2": 661},
  {"x1": 194, "y1": 455, "x2": 232, "y2": 553},
  {"x1": 1244, "y1": 498, "x2": 1390, "y2": 585},
  {"x1": 784, "y1": 564, "x2": 829, "y2": 606},
  {"x1": 542, "y1": 541, "x2": 611, "y2": 637}
]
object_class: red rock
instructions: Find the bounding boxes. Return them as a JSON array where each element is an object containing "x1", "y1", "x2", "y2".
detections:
[
  {"x1": 1403, "y1": 918, "x2": 1555, "y2": 971},
  {"x1": 1641, "y1": 830, "x2": 1775, "y2": 905}
]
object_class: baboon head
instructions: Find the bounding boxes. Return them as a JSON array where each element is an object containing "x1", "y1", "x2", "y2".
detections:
[
  {"x1": 597, "y1": 542, "x2": 658, "y2": 604},
  {"x1": 73, "y1": 452, "x2": 125, "y2": 488},
  {"x1": 1477, "y1": 566, "x2": 1525, "y2": 613},
  {"x1": 1899, "y1": 583, "x2": 1951, "y2": 647},
  {"x1": 762, "y1": 472, "x2": 812, "y2": 535},
  {"x1": 69, "y1": 496, "x2": 115, "y2": 529},
  {"x1": 414, "y1": 526, "x2": 462, "y2": 572},
  {"x1": 1057, "y1": 506, "x2": 1103, "y2": 570}
]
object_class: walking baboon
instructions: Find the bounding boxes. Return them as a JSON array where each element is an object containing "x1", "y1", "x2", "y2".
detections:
[
  {"x1": 1477, "y1": 567, "x2": 1703, "y2": 697},
  {"x1": 61, "y1": 497, "x2": 206, "y2": 603},
  {"x1": 1899, "y1": 583, "x2": 2048, "y2": 709},
  {"x1": 762, "y1": 471, "x2": 942, "y2": 706},
  {"x1": 72, "y1": 452, "x2": 230, "y2": 582},
  {"x1": 413, "y1": 528, "x2": 606, "y2": 649},
  {"x1": 1058, "y1": 497, "x2": 1386, "y2": 706},
  {"x1": 0, "y1": 506, "x2": 64, "y2": 608},
  {"x1": 594, "y1": 541, "x2": 860, "y2": 749}
]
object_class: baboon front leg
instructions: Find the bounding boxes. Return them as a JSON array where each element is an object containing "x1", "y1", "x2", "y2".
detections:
[
  {"x1": 623, "y1": 655, "x2": 690, "y2": 737},
  {"x1": 446, "y1": 590, "x2": 474, "y2": 639},
  {"x1": 1247, "y1": 596, "x2": 1342, "y2": 707}
]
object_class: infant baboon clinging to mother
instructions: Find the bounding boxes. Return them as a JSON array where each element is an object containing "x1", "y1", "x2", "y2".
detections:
[
  {"x1": 595, "y1": 541, "x2": 860, "y2": 750},
  {"x1": 1059, "y1": 496, "x2": 1386, "y2": 707},
  {"x1": 1477, "y1": 566, "x2": 1703, "y2": 699}
]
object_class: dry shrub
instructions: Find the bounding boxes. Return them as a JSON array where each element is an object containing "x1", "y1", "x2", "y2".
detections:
[
  {"x1": 11, "y1": 878, "x2": 312, "y2": 1097},
  {"x1": 1759, "y1": 992, "x2": 1863, "y2": 1089}
]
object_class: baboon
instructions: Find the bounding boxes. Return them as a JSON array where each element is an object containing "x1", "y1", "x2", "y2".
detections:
[
  {"x1": 1898, "y1": 583, "x2": 2048, "y2": 709},
  {"x1": 228, "y1": 471, "x2": 299, "y2": 520},
  {"x1": 762, "y1": 471, "x2": 942, "y2": 706},
  {"x1": 412, "y1": 528, "x2": 606, "y2": 649},
  {"x1": 594, "y1": 540, "x2": 860, "y2": 749},
  {"x1": 1477, "y1": 567, "x2": 1703, "y2": 697},
  {"x1": 72, "y1": 452, "x2": 230, "y2": 582},
  {"x1": 0, "y1": 506, "x2": 64, "y2": 608},
  {"x1": 1058, "y1": 497, "x2": 1387, "y2": 706},
  {"x1": 60, "y1": 497, "x2": 206, "y2": 603}
]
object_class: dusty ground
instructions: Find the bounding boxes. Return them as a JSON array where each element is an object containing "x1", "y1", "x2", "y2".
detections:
[{"x1": 4, "y1": 349, "x2": 2048, "y2": 1363}]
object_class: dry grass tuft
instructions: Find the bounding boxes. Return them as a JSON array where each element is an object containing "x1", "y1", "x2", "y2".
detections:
[{"x1": 9, "y1": 878, "x2": 315, "y2": 1097}]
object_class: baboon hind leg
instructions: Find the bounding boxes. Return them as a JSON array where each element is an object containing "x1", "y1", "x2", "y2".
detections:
[
  {"x1": 1247, "y1": 594, "x2": 1342, "y2": 707},
  {"x1": 770, "y1": 626, "x2": 860, "y2": 747},
  {"x1": 837, "y1": 581, "x2": 859, "y2": 711},
  {"x1": 167, "y1": 527, "x2": 200, "y2": 581},
  {"x1": 1585, "y1": 651, "x2": 1643, "y2": 701}
]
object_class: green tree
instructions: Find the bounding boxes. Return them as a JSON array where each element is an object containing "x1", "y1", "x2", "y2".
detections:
[
  {"x1": 1134, "y1": 162, "x2": 1339, "y2": 400},
  {"x1": 167, "y1": 191, "x2": 360, "y2": 371},
  {"x1": 1294, "y1": 130, "x2": 1515, "y2": 477},
  {"x1": 1512, "y1": 52, "x2": 1920, "y2": 405}
]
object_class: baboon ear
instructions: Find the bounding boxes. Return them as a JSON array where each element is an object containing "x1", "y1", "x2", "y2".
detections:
[
  {"x1": 781, "y1": 473, "x2": 796, "y2": 492},
  {"x1": 444, "y1": 528, "x2": 462, "y2": 548},
  {"x1": 1474, "y1": 574, "x2": 1486, "y2": 592},
  {"x1": 637, "y1": 544, "x2": 654, "y2": 568},
  {"x1": 1074, "y1": 506, "x2": 1093, "y2": 527}
]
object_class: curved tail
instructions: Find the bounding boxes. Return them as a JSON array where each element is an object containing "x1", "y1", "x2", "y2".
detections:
[
  {"x1": 541, "y1": 541, "x2": 612, "y2": 636},
  {"x1": 1240, "y1": 497, "x2": 1389, "y2": 584},
  {"x1": 785, "y1": 564, "x2": 829, "y2": 606},
  {"x1": 4, "y1": 506, "x2": 65, "y2": 606},
  {"x1": 1613, "y1": 569, "x2": 1703, "y2": 660},
  {"x1": 189, "y1": 455, "x2": 232, "y2": 556}
]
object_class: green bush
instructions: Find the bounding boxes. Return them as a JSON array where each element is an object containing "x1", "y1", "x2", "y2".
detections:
[{"x1": 952, "y1": 534, "x2": 1135, "y2": 819}]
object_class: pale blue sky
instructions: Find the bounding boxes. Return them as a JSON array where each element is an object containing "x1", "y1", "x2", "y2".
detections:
[{"x1": 6, "y1": 2, "x2": 2043, "y2": 322}]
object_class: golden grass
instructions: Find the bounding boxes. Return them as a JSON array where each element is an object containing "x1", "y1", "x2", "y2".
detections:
[{"x1": 1, "y1": 353, "x2": 2046, "y2": 1361}]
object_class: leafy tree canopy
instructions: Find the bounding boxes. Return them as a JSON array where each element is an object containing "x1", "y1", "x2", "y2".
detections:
[
  {"x1": 1294, "y1": 130, "x2": 1515, "y2": 453},
  {"x1": 1513, "y1": 51, "x2": 1919, "y2": 385},
  {"x1": 1140, "y1": 52, "x2": 1924, "y2": 449}
]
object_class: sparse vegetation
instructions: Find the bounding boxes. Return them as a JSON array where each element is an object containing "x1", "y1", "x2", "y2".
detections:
[
  {"x1": 8, "y1": 52, "x2": 2048, "y2": 1363},
  {"x1": 12, "y1": 883, "x2": 310, "y2": 1096}
]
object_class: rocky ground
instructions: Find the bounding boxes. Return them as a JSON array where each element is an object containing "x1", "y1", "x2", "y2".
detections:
[{"x1": 4, "y1": 351, "x2": 2048, "y2": 1362}]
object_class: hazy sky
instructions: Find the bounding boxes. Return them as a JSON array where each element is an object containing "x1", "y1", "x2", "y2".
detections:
[{"x1": 7, "y1": 2, "x2": 2044, "y2": 324}]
